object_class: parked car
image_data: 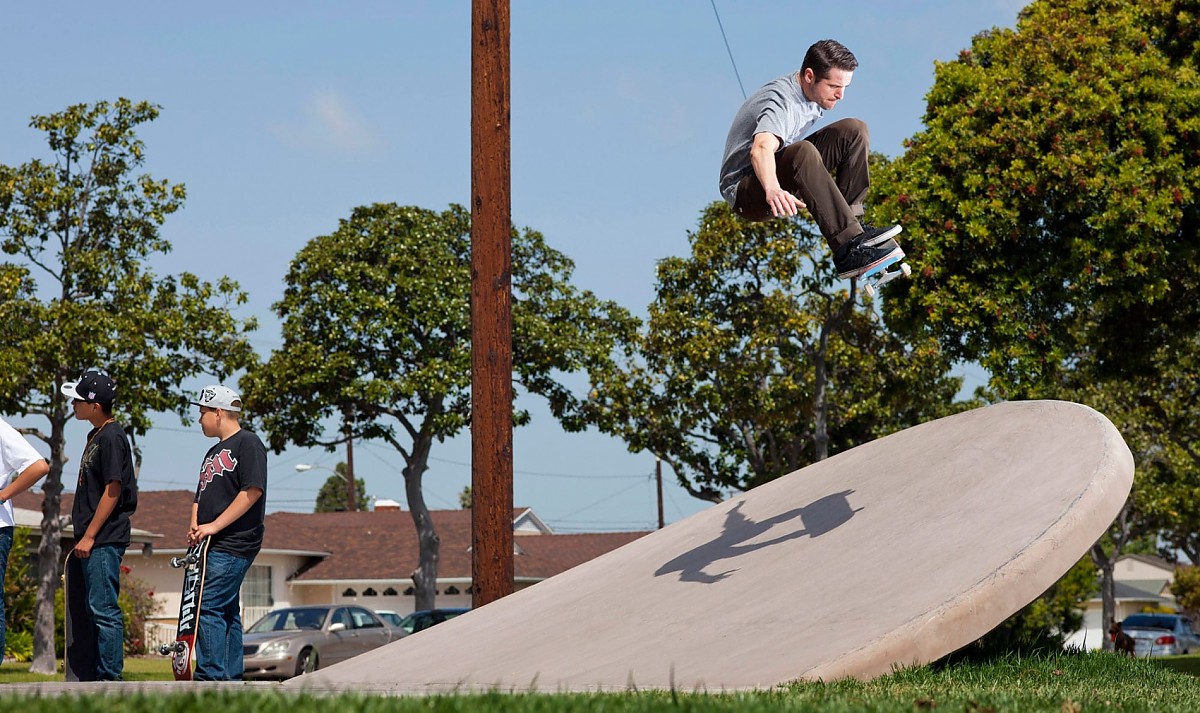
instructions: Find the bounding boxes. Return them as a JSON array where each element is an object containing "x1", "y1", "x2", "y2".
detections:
[
  {"x1": 398, "y1": 607, "x2": 470, "y2": 635},
  {"x1": 242, "y1": 604, "x2": 396, "y2": 679},
  {"x1": 374, "y1": 609, "x2": 405, "y2": 629},
  {"x1": 1118, "y1": 613, "x2": 1200, "y2": 657}
]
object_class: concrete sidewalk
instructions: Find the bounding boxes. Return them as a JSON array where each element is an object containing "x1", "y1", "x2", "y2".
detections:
[{"x1": 282, "y1": 400, "x2": 1133, "y2": 694}]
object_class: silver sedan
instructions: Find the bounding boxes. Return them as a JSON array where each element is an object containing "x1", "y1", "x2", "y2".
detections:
[{"x1": 242, "y1": 604, "x2": 398, "y2": 679}]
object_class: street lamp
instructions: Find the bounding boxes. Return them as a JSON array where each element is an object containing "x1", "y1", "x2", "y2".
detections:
[{"x1": 294, "y1": 463, "x2": 357, "y2": 511}]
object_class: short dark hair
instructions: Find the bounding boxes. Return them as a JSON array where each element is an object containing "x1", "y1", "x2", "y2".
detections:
[{"x1": 802, "y1": 39, "x2": 858, "y2": 80}]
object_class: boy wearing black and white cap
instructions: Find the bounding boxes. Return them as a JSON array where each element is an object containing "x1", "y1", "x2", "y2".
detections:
[
  {"x1": 188, "y1": 384, "x2": 268, "y2": 681},
  {"x1": 61, "y1": 369, "x2": 138, "y2": 681}
]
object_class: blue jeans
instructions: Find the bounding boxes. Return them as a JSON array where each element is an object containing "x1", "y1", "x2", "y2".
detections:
[
  {"x1": 0, "y1": 526, "x2": 12, "y2": 660},
  {"x1": 80, "y1": 543, "x2": 126, "y2": 681},
  {"x1": 194, "y1": 550, "x2": 252, "y2": 681}
]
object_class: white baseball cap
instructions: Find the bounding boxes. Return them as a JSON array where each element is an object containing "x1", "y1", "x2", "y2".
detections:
[{"x1": 191, "y1": 385, "x2": 243, "y2": 412}]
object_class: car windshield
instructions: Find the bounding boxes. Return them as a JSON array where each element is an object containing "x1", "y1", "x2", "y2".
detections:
[
  {"x1": 1122, "y1": 615, "x2": 1177, "y2": 629},
  {"x1": 249, "y1": 607, "x2": 328, "y2": 632},
  {"x1": 399, "y1": 609, "x2": 467, "y2": 634}
]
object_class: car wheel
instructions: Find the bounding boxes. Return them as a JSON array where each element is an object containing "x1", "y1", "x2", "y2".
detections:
[{"x1": 294, "y1": 647, "x2": 318, "y2": 677}]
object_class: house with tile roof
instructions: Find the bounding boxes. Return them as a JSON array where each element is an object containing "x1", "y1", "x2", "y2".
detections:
[
  {"x1": 13, "y1": 489, "x2": 649, "y2": 649},
  {"x1": 1065, "y1": 553, "x2": 1179, "y2": 650}
]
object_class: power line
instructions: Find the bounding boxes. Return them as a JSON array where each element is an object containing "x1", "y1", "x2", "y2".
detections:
[
  {"x1": 709, "y1": 0, "x2": 746, "y2": 99},
  {"x1": 359, "y1": 440, "x2": 647, "y2": 480}
]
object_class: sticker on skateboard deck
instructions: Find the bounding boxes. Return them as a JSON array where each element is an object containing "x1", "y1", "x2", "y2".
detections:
[{"x1": 158, "y1": 537, "x2": 211, "y2": 680}]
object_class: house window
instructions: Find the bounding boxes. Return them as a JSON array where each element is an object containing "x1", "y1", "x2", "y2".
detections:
[
  {"x1": 343, "y1": 588, "x2": 357, "y2": 597},
  {"x1": 383, "y1": 587, "x2": 398, "y2": 596},
  {"x1": 445, "y1": 586, "x2": 460, "y2": 595},
  {"x1": 363, "y1": 587, "x2": 378, "y2": 596},
  {"x1": 243, "y1": 565, "x2": 273, "y2": 608}
]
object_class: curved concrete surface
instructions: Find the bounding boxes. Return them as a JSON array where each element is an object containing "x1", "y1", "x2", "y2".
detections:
[{"x1": 289, "y1": 400, "x2": 1133, "y2": 693}]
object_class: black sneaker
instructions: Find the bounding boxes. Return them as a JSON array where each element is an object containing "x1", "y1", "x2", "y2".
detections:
[
  {"x1": 857, "y1": 220, "x2": 902, "y2": 247},
  {"x1": 834, "y1": 229, "x2": 906, "y2": 279}
]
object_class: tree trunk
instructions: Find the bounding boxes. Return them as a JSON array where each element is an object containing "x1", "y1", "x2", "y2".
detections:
[
  {"x1": 405, "y1": 434, "x2": 438, "y2": 611},
  {"x1": 1089, "y1": 496, "x2": 1134, "y2": 653},
  {"x1": 1093, "y1": 545, "x2": 1117, "y2": 652},
  {"x1": 30, "y1": 415, "x2": 68, "y2": 674},
  {"x1": 812, "y1": 327, "x2": 830, "y2": 462}
]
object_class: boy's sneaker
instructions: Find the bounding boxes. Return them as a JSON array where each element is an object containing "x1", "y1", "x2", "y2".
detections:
[
  {"x1": 857, "y1": 220, "x2": 903, "y2": 246},
  {"x1": 834, "y1": 227, "x2": 906, "y2": 279}
]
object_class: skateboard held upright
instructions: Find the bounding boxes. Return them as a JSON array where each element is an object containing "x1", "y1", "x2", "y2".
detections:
[
  {"x1": 158, "y1": 537, "x2": 211, "y2": 681},
  {"x1": 62, "y1": 551, "x2": 96, "y2": 681}
]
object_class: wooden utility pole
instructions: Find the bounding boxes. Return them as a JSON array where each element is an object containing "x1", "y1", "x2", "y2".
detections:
[
  {"x1": 344, "y1": 407, "x2": 357, "y2": 512},
  {"x1": 470, "y1": 0, "x2": 514, "y2": 607},
  {"x1": 656, "y1": 457, "x2": 665, "y2": 529}
]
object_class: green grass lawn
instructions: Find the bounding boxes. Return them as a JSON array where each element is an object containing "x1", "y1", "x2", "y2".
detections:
[
  {"x1": 0, "y1": 652, "x2": 1197, "y2": 711},
  {"x1": 0, "y1": 655, "x2": 173, "y2": 683}
]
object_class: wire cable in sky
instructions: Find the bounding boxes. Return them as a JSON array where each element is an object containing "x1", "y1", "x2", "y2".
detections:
[{"x1": 710, "y1": 0, "x2": 746, "y2": 99}]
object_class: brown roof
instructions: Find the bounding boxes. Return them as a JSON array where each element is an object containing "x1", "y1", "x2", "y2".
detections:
[
  {"x1": 15, "y1": 490, "x2": 650, "y2": 582},
  {"x1": 14, "y1": 489, "x2": 194, "y2": 548},
  {"x1": 263, "y1": 509, "x2": 648, "y2": 581}
]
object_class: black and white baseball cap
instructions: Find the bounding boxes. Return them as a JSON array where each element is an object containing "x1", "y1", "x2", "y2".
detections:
[
  {"x1": 61, "y1": 370, "x2": 116, "y2": 408},
  {"x1": 190, "y1": 385, "x2": 243, "y2": 412}
]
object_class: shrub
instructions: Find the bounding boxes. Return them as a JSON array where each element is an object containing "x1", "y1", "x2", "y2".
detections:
[
  {"x1": 2, "y1": 527, "x2": 38, "y2": 637},
  {"x1": 3, "y1": 628, "x2": 33, "y2": 662},
  {"x1": 118, "y1": 564, "x2": 161, "y2": 656}
]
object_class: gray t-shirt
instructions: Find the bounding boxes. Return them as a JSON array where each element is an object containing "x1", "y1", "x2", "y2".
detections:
[{"x1": 718, "y1": 72, "x2": 825, "y2": 206}]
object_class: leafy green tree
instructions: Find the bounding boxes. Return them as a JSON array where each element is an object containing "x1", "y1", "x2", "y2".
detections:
[
  {"x1": 875, "y1": 0, "x2": 1199, "y2": 394},
  {"x1": 0, "y1": 99, "x2": 257, "y2": 672},
  {"x1": 581, "y1": 201, "x2": 963, "y2": 501},
  {"x1": 314, "y1": 462, "x2": 369, "y2": 512},
  {"x1": 1171, "y1": 565, "x2": 1200, "y2": 618},
  {"x1": 870, "y1": 0, "x2": 1200, "y2": 650},
  {"x1": 242, "y1": 203, "x2": 636, "y2": 610}
]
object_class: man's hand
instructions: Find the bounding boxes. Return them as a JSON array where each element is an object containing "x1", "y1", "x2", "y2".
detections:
[
  {"x1": 749, "y1": 132, "x2": 807, "y2": 218},
  {"x1": 765, "y1": 188, "x2": 806, "y2": 218},
  {"x1": 74, "y1": 534, "x2": 95, "y2": 559},
  {"x1": 188, "y1": 523, "x2": 219, "y2": 544}
]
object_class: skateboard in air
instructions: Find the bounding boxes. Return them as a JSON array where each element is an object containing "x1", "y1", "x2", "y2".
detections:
[
  {"x1": 158, "y1": 537, "x2": 211, "y2": 681},
  {"x1": 859, "y1": 252, "x2": 911, "y2": 297},
  {"x1": 62, "y1": 551, "x2": 96, "y2": 681}
]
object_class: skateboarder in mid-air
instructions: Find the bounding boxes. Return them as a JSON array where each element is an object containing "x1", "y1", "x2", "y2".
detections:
[{"x1": 719, "y1": 39, "x2": 905, "y2": 284}]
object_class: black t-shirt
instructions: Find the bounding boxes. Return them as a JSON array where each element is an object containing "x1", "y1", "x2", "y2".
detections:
[
  {"x1": 195, "y1": 429, "x2": 268, "y2": 558},
  {"x1": 71, "y1": 421, "x2": 138, "y2": 546}
]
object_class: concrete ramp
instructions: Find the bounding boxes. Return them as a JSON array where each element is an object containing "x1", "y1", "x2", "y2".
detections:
[{"x1": 289, "y1": 400, "x2": 1133, "y2": 693}]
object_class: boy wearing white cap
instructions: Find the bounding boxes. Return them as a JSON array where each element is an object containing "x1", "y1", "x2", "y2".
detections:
[{"x1": 188, "y1": 384, "x2": 268, "y2": 681}]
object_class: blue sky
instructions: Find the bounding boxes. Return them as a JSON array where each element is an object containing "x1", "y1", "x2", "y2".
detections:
[{"x1": 1, "y1": 1, "x2": 1018, "y2": 531}]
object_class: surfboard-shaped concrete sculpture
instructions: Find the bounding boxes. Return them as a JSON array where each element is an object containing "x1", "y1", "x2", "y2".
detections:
[{"x1": 290, "y1": 400, "x2": 1134, "y2": 693}]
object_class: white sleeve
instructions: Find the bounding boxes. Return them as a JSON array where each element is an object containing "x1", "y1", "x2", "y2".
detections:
[{"x1": 0, "y1": 419, "x2": 43, "y2": 486}]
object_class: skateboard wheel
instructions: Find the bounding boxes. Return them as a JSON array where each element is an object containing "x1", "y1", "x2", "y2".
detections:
[
  {"x1": 901, "y1": 263, "x2": 911, "y2": 277},
  {"x1": 864, "y1": 283, "x2": 876, "y2": 297}
]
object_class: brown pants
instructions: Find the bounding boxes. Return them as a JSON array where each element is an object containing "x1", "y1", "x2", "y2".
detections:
[{"x1": 732, "y1": 117, "x2": 870, "y2": 252}]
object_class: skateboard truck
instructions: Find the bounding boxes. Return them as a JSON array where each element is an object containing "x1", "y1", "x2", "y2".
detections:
[
  {"x1": 159, "y1": 641, "x2": 186, "y2": 655},
  {"x1": 859, "y1": 254, "x2": 911, "y2": 297},
  {"x1": 170, "y1": 551, "x2": 202, "y2": 568}
]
